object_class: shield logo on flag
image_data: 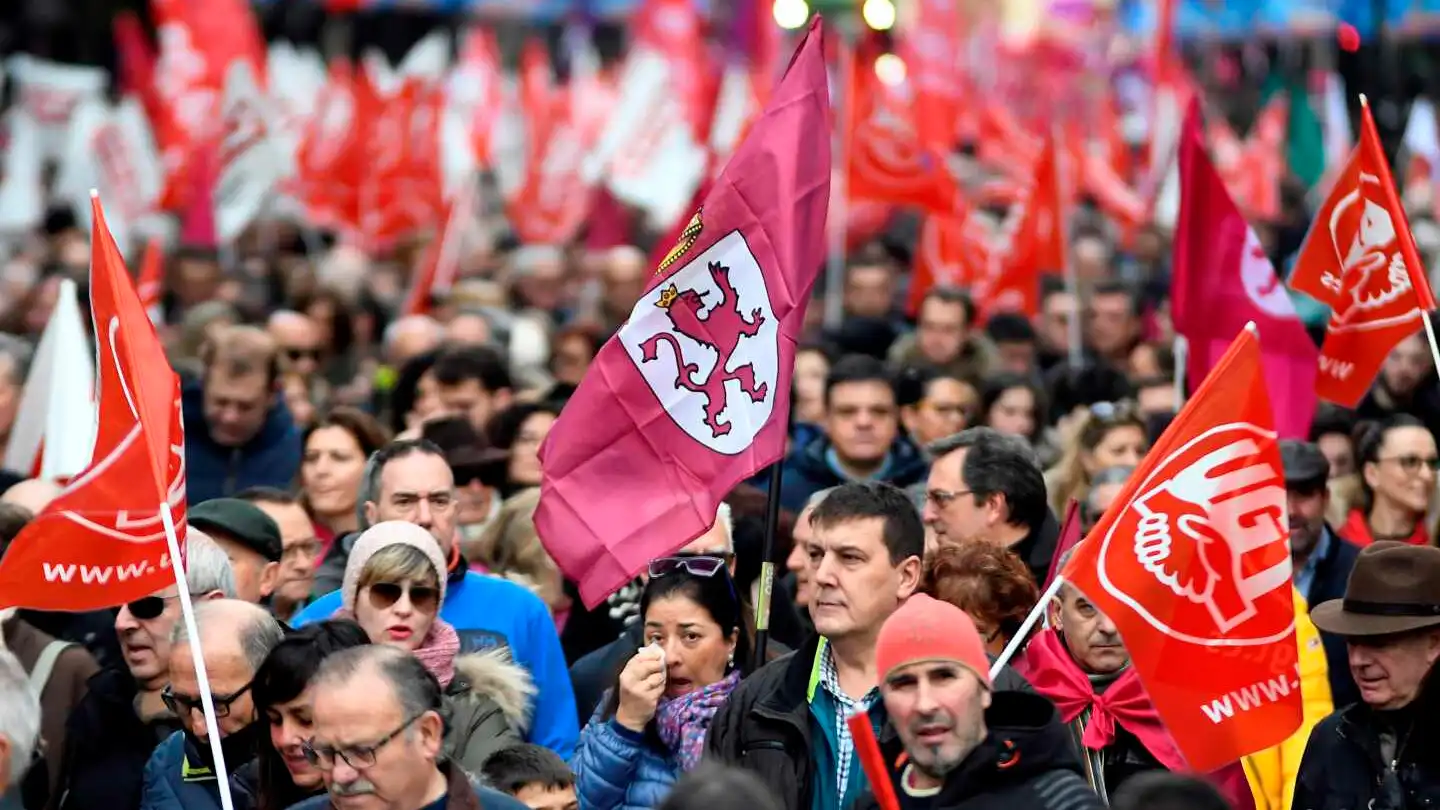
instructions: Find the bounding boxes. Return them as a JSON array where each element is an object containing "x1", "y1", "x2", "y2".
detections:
[{"x1": 617, "y1": 230, "x2": 780, "y2": 455}]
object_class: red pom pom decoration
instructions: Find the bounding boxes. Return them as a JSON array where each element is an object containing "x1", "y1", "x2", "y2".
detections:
[{"x1": 1337, "y1": 22, "x2": 1361, "y2": 52}]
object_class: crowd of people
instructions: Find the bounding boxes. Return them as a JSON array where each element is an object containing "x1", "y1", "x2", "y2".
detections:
[
  {"x1": 2, "y1": 6, "x2": 1440, "y2": 810},
  {"x1": 1, "y1": 226, "x2": 1439, "y2": 810}
]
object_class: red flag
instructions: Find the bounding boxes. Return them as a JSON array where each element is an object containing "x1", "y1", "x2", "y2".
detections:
[
  {"x1": 535, "y1": 18, "x2": 831, "y2": 608},
  {"x1": 1042, "y1": 499, "x2": 1081, "y2": 592},
  {"x1": 1061, "y1": 325, "x2": 1302, "y2": 773},
  {"x1": 0, "y1": 195, "x2": 187, "y2": 610},
  {"x1": 1289, "y1": 99, "x2": 1437, "y2": 406},
  {"x1": 844, "y1": 39, "x2": 959, "y2": 214},
  {"x1": 1172, "y1": 99, "x2": 1319, "y2": 439},
  {"x1": 137, "y1": 237, "x2": 164, "y2": 321}
]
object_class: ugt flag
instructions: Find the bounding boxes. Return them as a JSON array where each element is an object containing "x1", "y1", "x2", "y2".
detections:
[
  {"x1": 536, "y1": 18, "x2": 831, "y2": 608},
  {"x1": 1062, "y1": 324, "x2": 1303, "y2": 773},
  {"x1": 0, "y1": 194, "x2": 187, "y2": 610},
  {"x1": 1288, "y1": 98, "x2": 1437, "y2": 406}
]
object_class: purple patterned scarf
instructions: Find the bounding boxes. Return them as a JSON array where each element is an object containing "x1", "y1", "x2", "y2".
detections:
[{"x1": 655, "y1": 671, "x2": 741, "y2": 771}]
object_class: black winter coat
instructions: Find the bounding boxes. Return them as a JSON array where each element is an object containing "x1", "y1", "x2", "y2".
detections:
[
  {"x1": 50, "y1": 668, "x2": 180, "y2": 810},
  {"x1": 852, "y1": 691, "x2": 1104, "y2": 810},
  {"x1": 1293, "y1": 697, "x2": 1440, "y2": 810}
]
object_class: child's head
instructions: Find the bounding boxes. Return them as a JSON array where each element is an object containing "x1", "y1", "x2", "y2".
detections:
[{"x1": 481, "y1": 745, "x2": 577, "y2": 810}]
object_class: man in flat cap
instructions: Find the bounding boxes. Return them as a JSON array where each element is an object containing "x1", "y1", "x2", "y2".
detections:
[
  {"x1": 1293, "y1": 542, "x2": 1440, "y2": 809},
  {"x1": 1281, "y1": 439, "x2": 1362, "y2": 707}
]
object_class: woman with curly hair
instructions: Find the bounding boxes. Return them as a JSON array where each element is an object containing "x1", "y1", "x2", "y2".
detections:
[{"x1": 924, "y1": 541, "x2": 1040, "y2": 657}]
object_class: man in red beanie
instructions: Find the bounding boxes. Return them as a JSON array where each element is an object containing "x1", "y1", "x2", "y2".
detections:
[{"x1": 855, "y1": 594, "x2": 1103, "y2": 810}]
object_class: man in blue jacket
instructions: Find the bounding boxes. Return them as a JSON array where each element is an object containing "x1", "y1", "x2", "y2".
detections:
[
  {"x1": 292, "y1": 439, "x2": 579, "y2": 758},
  {"x1": 182, "y1": 326, "x2": 302, "y2": 504}
]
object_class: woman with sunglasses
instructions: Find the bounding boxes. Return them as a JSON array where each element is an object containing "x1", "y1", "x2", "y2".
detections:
[
  {"x1": 232, "y1": 620, "x2": 370, "y2": 810},
  {"x1": 337, "y1": 521, "x2": 534, "y2": 773},
  {"x1": 1341, "y1": 416, "x2": 1440, "y2": 546},
  {"x1": 573, "y1": 556, "x2": 751, "y2": 810},
  {"x1": 1044, "y1": 402, "x2": 1149, "y2": 516}
]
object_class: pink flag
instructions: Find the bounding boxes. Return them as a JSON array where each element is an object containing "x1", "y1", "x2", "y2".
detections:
[
  {"x1": 180, "y1": 140, "x2": 219, "y2": 249},
  {"x1": 1172, "y1": 98, "x2": 1318, "y2": 438},
  {"x1": 536, "y1": 18, "x2": 832, "y2": 608}
]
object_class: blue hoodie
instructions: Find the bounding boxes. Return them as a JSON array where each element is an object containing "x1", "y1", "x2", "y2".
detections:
[
  {"x1": 292, "y1": 571, "x2": 580, "y2": 759},
  {"x1": 180, "y1": 378, "x2": 302, "y2": 505}
]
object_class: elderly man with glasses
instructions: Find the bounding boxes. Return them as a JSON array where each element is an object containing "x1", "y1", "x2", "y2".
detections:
[
  {"x1": 293, "y1": 644, "x2": 527, "y2": 810},
  {"x1": 50, "y1": 530, "x2": 237, "y2": 810},
  {"x1": 141, "y1": 599, "x2": 285, "y2": 810}
]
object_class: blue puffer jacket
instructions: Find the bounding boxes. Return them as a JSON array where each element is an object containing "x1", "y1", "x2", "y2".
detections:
[
  {"x1": 139, "y1": 732, "x2": 224, "y2": 810},
  {"x1": 572, "y1": 706, "x2": 678, "y2": 810}
]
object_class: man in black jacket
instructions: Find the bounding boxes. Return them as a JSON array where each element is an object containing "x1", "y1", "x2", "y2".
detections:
[
  {"x1": 1294, "y1": 542, "x2": 1440, "y2": 810},
  {"x1": 922, "y1": 428, "x2": 1059, "y2": 585},
  {"x1": 853, "y1": 594, "x2": 1101, "y2": 810},
  {"x1": 1279, "y1": 440, "x2": 1362, "y2": 707}
]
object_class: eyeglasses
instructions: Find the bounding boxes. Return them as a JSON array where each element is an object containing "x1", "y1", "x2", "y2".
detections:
[
  {"x1": 1378, "y1": 455, "x2": 1440, "y2": 474},
  {"x1": 285, "y1": 347, "x2": 321, "y2": 362},
  {"x1": 125, "y1": 594, "x2": 194, "y2": 620},
  {"x1": 162, "y1": 680, "x2": 254, "y2": 718},
  {"x1": 303, "y1": 712, "x2": 425, "y2": 770},
  {"x1": 283, "y1": 538, "x2": 324, "y2": 561},
  {"x1": 365, "y1": 581, "x2": 441, "y2": 614},
  {"x1": 925, "y1": 488, "x2": 973, "y2": 509},
  {"x1": 649, "y1": 555, "x2": 727, "y2": 578}
]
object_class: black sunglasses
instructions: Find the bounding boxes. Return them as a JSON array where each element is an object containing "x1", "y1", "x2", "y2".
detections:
[
  {"x1": 285, "y1": 347, "x2": 321, "y2": 362},
  {"x1": 365, "y1": 581, "x2": 441, "y2": 614},
  {"x1": 126, "y1": 594, "x2": 182, "y2": 621},
  {"x1": 648, "y1": 555, "x2": 728, "y2": 578}
]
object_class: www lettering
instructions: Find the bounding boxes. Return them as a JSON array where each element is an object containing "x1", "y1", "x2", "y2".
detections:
[
  {"x1": 41, "y1": 552, "x2": 170, "y2": 584},
  {"x1": 1318, "y1": 355, "x2": 1355, "y2": 380},
  {"x1": 1200, "y1": 664, "x2": 1299, "y2": 724}
]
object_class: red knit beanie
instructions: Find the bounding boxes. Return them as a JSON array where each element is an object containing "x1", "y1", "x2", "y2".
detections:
[{"x1": 876, "y1": 594, "x2": 992, "y2": 690}]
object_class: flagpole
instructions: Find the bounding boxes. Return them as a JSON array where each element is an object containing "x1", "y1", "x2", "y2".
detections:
[
  {"x1": 989, "y1": 574, "x2": 1065, "y2": 678},
  {"x1": 752, "y1": 461, "x2": 783, "y2": 664},
  {"x1": 160, "y1": 501, "x2": 237, "y2": 810},
  {"x1": 1423, "y1": 311, "x2": 1440, "y2": 379},
  {"x1": 1172, "y1": 335, "x2": 1187, "y2": 407}
]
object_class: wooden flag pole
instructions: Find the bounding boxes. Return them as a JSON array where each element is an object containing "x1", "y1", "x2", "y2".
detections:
[{"x1": 160, "y1": 501, "x2": 237, "y2": 810}]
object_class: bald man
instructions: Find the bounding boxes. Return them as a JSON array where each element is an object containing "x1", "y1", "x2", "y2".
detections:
[
  {"x1": 385, "y1": 315, "x2": 446, "y2": 368},
  {"x1": 142, "y1": 600, "x2": 284, "y2": 810},
  {"x1": 598, "y1": 246, "x2": 646, "y2": 325},
  {"x1": 0, "y1": 478, "x2": 61, "y2": 514},
  {"x1": 266, "y1": 310, "x2": 323, "y2": 379},
  {"x1": 446, "y1": 311, "x2": 494, "y2": 347}
]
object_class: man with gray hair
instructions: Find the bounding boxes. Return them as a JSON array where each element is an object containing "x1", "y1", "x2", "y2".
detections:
[
  {"x1": 141, "y1": 600, "x2": 284, "y2": 810},
  {"x1": 921, "y1": 426, "x2": 1060, "y2": 585},
  {"x1": 292, "y1": 645, "x2": 527, "y2": 810},
  {"x1": 51, "y1": 530, "x2": 237, "y2": 810},
  {"x1": 292, "y1": 439, "x2": 579, "y2": 757},
  {"x1": 0, "y1": 650, "x2": 39, "y2": 805}
]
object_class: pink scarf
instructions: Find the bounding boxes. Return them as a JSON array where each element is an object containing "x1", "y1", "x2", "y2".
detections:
[
  {"x1": 1018, "y1": 629, "x2": 1257, "y2": 810},
  {"x1": 338, "y1": 610, "x2": 461, "y2": 688}
]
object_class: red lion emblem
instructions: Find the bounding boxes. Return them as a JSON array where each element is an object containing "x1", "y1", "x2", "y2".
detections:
[{"x1": 640, "y1": 261, "x2": 769, "y2": 438}]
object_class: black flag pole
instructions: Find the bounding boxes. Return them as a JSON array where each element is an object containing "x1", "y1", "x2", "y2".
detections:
[{"x1": 753, "y1": 460, "x2": 784, "y2": 664}]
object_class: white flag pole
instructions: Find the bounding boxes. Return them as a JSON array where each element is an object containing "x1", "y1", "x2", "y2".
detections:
[
  {"x1": 160, "y1": 501, "x2": 237, "y2": 810},
  {"x1": 989, "y1": 574, "x2": 1065, "y2": 678}
]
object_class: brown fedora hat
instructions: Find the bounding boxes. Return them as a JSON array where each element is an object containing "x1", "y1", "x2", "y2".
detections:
[{"x1": 1312, "y1": 541, "x2": 1440, "y2": 637}]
